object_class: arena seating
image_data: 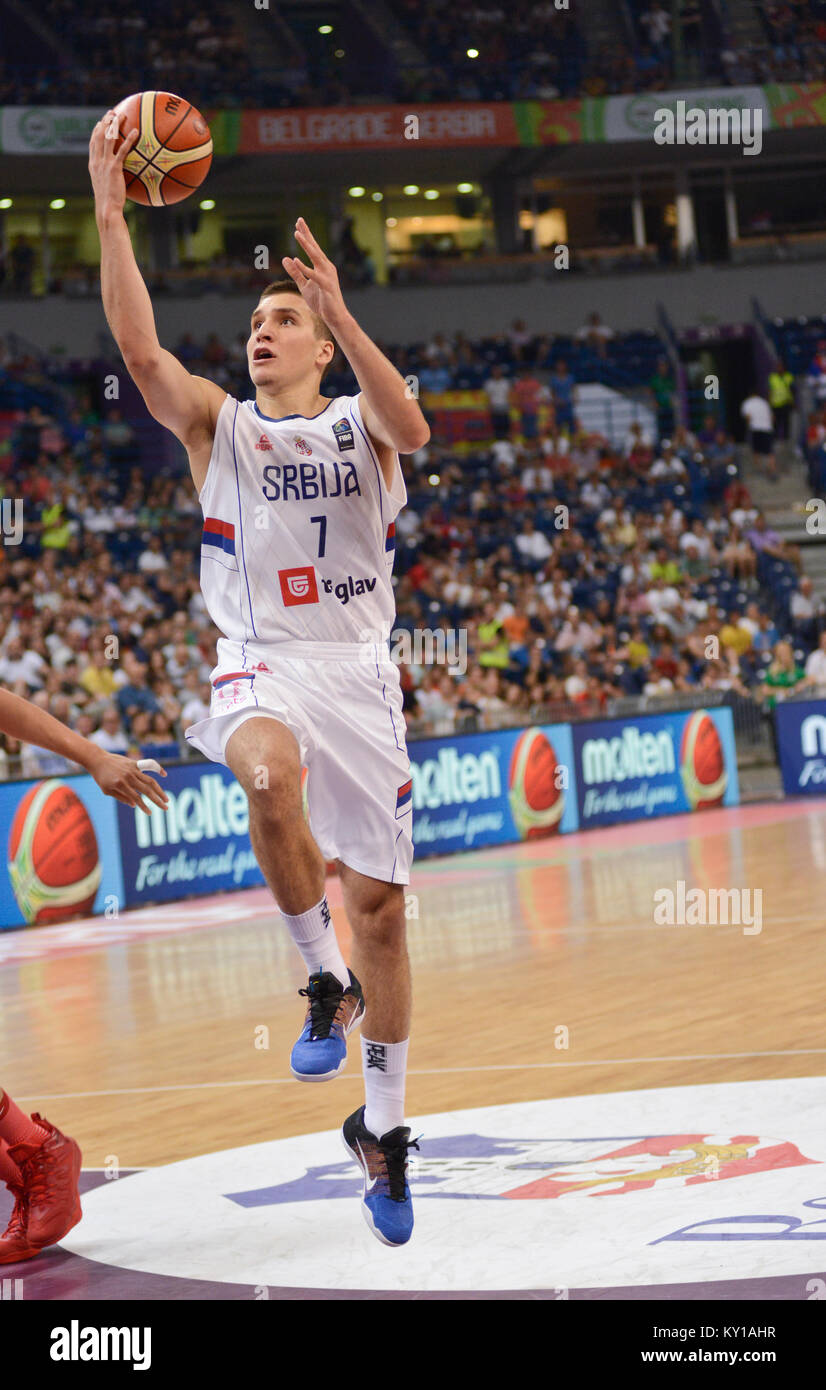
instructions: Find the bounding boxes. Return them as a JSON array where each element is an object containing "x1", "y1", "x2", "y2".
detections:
[
  {"x1": 4, "y1": 0, "x2": 822, "y2": 108},
  {"x1": 1, "y1": 321, "x2": 820, "y2": 771}
]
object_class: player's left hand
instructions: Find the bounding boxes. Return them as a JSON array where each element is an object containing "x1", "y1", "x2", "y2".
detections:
[
  {"x1": 91, "y1": 752, "x2": 169, "y2": 814},
  {"x1": 282, "y1": 219, "x2": 348, "y2": 328}
]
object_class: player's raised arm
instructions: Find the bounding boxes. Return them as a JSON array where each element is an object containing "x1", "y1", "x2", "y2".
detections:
[
  {"x1": 283, "y1": 218, "x2": 430, "y2": 469},
  {"x1": 0, "y1": 689, "x2": 168, "y2": 814},
  {"x1": 88, "y1": 109, "x2": 224, "y2": 455}
]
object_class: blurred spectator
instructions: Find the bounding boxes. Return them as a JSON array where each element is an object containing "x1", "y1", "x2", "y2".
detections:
[
  {"x1": 576, "y1": 312, "x2": 614, "y2": 356},
  {"x1": 760, "y1": 640, "x2": 805, "y2": 706},
  {"x1": 768, "y1": 359, "x2": 795, "y2": 441},
  {"x1": 483, "y1": 364, "x2": 513, "y2": 440},
  {"x1": 741, "y1": 389, "x2": 776, "y2": 480},
  {"x1": 550, "y1": 360, "x2": 577, "y2": 431},
  {"x1": 804, "y1": 630, "x2": 826, "y2": 687},
  {"x1": 88, "y1": 706, "x2": 130, "y2": 754},
  {"x1": 10, "y1": 236, "x2": 35, "y2": 294},
  {"x1": 648, "y1": 356, "x2": 676, "y2": 439},
  {"x1": 510, "y1": 367, "x2": 550, "y2": 442}
]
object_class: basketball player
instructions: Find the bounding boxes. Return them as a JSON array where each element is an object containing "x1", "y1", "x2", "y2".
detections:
[
  {"x1": 0, "y1": 686, "x2": 168, "y2": 1263},
  {"x1": 89, "y1": 110, "x2": 430, "y2": 1245}
]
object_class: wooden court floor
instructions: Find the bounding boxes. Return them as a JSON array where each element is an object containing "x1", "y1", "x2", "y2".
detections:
[{"x1": 2, "y1": 798, "x2": 824, "y2": 1173}]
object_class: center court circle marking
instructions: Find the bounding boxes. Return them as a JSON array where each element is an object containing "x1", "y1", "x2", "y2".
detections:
[{"x1": 62, "y1": 1078, "x2": 826, "y2": 1292}]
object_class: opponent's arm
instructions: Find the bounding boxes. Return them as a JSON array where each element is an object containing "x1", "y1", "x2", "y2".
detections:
[
  {"x1": 0, "y1": 689, "x2": 168, "y2": 813},
  {"x1": 282, "y1": 219, "x2": 430, "y2": 472},
  {"x1": 89, "y1": 109, "x2": 224, "y2": 451}
]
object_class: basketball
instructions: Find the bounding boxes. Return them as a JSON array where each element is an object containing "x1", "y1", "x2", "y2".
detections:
[
  {"x1": 7, "y1": 779, "x2": 102, "y2": 926},
  {"x1": 508, "y1": 728, "x2": 565, "y2": 839},
  {"x1": 113, "y1": 90, "x2": 212, "y2": 207},
  {"x1": 680, "y1": 710, "x2": 727, "y2": 811}
]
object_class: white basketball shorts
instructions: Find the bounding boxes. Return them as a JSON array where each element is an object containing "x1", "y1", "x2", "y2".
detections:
[{"x1": 184, "y1": 637, "x2": 413, "y2": 885}]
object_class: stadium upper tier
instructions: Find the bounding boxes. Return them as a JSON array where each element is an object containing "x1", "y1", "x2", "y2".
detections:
[{"x1": 3, "y1": 0, "x2": 826, "y2": 108}]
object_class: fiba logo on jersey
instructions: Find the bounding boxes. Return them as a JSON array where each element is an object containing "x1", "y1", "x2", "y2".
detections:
[{"x1": 332, "y1": 417, "x2": 355, "y2": 451}]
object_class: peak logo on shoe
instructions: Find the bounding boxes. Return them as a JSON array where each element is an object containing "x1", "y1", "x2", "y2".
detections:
[{"x1": 322, "y1": 575, "x2": 377, "y2": 605}]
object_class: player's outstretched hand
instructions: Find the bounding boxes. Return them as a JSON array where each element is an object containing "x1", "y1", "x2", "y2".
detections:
[
  {"x1": 88, "y1": 108, "x2": 139, "y2": 217},
  {"x1": 90, "y1": 751, "x2": 169, "y2": 814},
  {"x1": 282, "y1": 218, "x2": 348, "y2": 329}
]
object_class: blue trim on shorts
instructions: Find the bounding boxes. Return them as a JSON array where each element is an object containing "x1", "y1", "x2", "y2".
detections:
[
  {"x1": 391, "y1": 824, "x2": 405, "y2": 883},
  {"x1": 375, "y1": 650, "x2": 404, "y2": 754}
]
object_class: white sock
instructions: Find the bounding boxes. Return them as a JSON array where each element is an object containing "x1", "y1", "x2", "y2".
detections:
[
  {"x1": 362, "y1": 1037, "x2": 409, "y2": 1138},
  {"x1": 281, "y1": 896, "x2": 349, "y2": 989}
]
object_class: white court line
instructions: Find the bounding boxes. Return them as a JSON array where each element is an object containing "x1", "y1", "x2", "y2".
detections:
[{"x1": 15, "y1": 1047, "x2": 826, "y2": 1102}]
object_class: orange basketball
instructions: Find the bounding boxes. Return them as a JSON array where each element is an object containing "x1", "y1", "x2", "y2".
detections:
[
  {"x1": 508, "y1": 728, "x2": 565, "y2": 839},
  {"x1": 8, "y1": 779, "x2": 101, "y2": 925},
  {"x1": 113, "y1": 90, "x2": 212, "y2": 207},
  {"x1": 680, "y1": 710, "x2": 727, "y2": 811}
]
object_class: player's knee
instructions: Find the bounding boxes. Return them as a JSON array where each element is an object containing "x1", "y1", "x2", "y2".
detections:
[
  {"x1": 245, "y1": 766, "x2": 303, "y2": 825},
  {"x1": 349, "y1": 886, "x2": 406, "y2": 949}
]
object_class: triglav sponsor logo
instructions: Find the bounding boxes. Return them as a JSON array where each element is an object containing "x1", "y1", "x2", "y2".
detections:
[
  {"x1": 278, "y1": 566, "x2": 319, "y2": 606},
  {"x1": 322, "y1": 573, "x2": 377, "y2": 604}
]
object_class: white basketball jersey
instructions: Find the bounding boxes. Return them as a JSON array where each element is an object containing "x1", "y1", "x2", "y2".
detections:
[{"x1": 197, "y1": 393, "x2": 406, "y2": 646}]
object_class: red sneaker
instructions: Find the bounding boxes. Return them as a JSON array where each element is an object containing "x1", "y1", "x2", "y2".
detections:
[
  {"x1": 7, "y1": 1114, "x2": 82, "y2": 1248},
  {"x1": 0, "y1": 1181, "x2": 39, "y2": 1264}
]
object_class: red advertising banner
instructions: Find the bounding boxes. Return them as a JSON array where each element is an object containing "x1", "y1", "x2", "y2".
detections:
[{"x1": 235, "y1": 103, "x2": 521, "y2": 152}]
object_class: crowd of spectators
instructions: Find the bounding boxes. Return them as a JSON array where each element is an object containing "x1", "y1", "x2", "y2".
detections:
[
  {"x1": 720, "y1": 0, "x2": 826, "y2": 85},
  {"x1": 1, "y1": 321, "x2": 824, "y2": 773},
  {"x1": 6, "y1": 0, "x2": 826, "y2": 110},
  {"x1": 3, "y1": 0, "x2": 264, "y2": 109}
]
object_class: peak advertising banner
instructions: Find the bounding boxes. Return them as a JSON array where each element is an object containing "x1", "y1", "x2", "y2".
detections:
[{"x1": 0, "y1": 708, "x2": 738, "y2": 928}]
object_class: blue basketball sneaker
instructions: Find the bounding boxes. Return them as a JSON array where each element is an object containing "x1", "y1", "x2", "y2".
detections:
[
  {"x1": 342, "y1": 1106, "x2": 419, "y2": 1247},
  {"x1": 290, "y1": 970, "x2": 364, "y2": 1082}
]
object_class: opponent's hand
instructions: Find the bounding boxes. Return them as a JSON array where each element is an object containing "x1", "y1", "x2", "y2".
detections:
[
  {"x1": 88, "y1": 109, "x2": 139, "y2": 218},
  {"x1": 90, "y1": 751, "x2": 169, "y2": 814},
  {"x1": 282, "y1": 218, "x2": 348, "y2": 329}
]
